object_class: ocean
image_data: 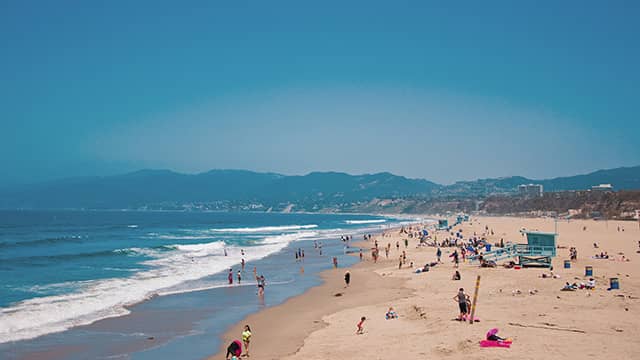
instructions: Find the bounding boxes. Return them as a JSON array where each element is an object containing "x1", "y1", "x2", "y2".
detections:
[{"x1": 0, "y1": 210, "x2": 420, "y2": 359}]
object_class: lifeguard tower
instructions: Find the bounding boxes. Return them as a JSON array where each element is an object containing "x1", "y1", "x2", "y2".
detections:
[
  {"x1": 437, "y1": 219, "x2": 449, "y2": 230},
  {"x1": 470, "y1": 231, "x2": 556, "y2": 268}
]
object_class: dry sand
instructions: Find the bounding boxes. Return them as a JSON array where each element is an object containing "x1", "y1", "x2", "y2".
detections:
[{"x1": 209, "y1": 217, "x2": 640, "y2": 360}]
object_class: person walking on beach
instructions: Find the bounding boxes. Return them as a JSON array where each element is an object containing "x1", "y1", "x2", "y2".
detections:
[
  {"x1": 344, "y1": 270, "x2": 351, "y2": 287},
  {"x1": 404, "y1": 238, "x2": 409, "y2": 248},
  {"x1": 396, "y1": 241, "x2": 400, "y2": 251},
  {"x1": 454, "y1": 288, "x2": 470, "y2": 321},
  {"x1": 237, "y1": 270, "x2": 242, "y2": 284},
  {"x1": 242, "y1": 325, "x2": 252, "y2": 357},
  {"x1": 436, "y1": 247, "x2": 442, "y2": 262},
  {"x1": 228, "y1": 269, "x2": 233, "y2": 285},
  {"x1": 356, "y1": 316, "x2": 366, "y2": 334},
  {"x1": 398, "y1": 255, "x2": 403, "y2": 269}
]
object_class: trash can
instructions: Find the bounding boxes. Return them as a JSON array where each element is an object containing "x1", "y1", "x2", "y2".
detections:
[
  {"x1": 609, "y1": 278, "x2": 619, "y2": 290},
  {"x1": 585, "y1": 266, "x2": 593, "y2": 277}
]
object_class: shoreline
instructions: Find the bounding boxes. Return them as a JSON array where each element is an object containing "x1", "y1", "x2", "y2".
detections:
[
  {"x1": 206, "y1": 221, "x2": 428, "y2": 360},
  {"x1": 208, "y1": 216, "x2": 640, "y2": 359},
  {"x1": 207, "y1": 239, "x2": 413, "y2": 360},
  {"x1": 1, "y1": 213, "x2": 414, "y2": 360}
]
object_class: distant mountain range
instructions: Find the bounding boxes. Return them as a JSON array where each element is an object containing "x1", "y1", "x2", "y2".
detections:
[
  {"x1": 442, "y1": 166, "x2": 640, "y2": 196},
  {"x1": 1, "y1": 166, "x2": 639, "y2": 210}
]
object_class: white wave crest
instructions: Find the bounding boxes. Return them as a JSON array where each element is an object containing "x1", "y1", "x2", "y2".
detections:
[
  {"x1": 345, "y1": 219, "x2": 386, "y2": 224},
  {"x1": 208, "y1": 224, "x2": 318, "y2": 233},
  {"x1": 0, "y1": 232, "x2": 304, "y2": 344},
  {"x1": 260, "y1": 231, "x2": 318, "y2": 244}
]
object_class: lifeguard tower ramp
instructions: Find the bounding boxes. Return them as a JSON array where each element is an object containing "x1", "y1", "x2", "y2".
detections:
[{"x1": 469, "y1": 232, "x2": 556, "y2": 268}]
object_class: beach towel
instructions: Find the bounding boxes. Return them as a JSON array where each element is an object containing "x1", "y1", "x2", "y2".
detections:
[{"x1": 480, "y1": 340, "x2": 512, "y2": 348}]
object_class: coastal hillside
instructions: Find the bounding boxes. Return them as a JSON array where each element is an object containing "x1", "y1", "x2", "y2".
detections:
[
  {"x1": 0, "y1": 170, "x2": 439, "y2": 209},
  {"x1": 440, "y1": 165, "x2": 640, "y2": 196},
  {"x1": 1, "y1": 166, "x2": 638, "y2": 210}
]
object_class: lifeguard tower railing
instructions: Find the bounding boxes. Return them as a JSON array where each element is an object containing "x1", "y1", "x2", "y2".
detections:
[{"x1": 468, "y1": 231, "x2": 557, "y2": 266}]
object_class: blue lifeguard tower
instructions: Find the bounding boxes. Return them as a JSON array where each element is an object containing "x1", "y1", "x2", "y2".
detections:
[
  {"x1": 470, "y1": 231, "x2": 556, "y2": 268},
  {"x1": 437, "y1": 219, "x2": 449, "y2": 230}
]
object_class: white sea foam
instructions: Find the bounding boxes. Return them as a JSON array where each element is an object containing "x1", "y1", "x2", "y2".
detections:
[
  {"x1": 208, "y1": 224, "x2": 318, "y2": 233},
  {"x1": 127, "y1": 225, "x2": 139, "y2": 228},
  {"x1": 154, "y1": 234, "x2": 216, "y2": 240},
  {"x1": 0, "y1": 231, "x2": 308, "y2": 344},
  {"x1": 0, "y1": 218, "x2": 398, "y2": 344},
  {"x1": 345, "y1": 219, "x2": 386, "y2": 224}
]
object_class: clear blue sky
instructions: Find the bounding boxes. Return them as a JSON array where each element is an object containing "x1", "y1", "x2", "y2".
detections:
[{"x1": 1, "y1": 0, "x2": 639, "y2": 185}]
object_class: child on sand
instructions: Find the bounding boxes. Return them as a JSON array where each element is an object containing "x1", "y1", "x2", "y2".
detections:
[
  {"x1": 452, "y1": 270, "x2": 461, "y2": 280},
  {"x1": 385, "y1": 307, "x2": 398, "y2": 319},
  {"x1": 356, "y1": 316, "x2": 366, "y2": 334}
]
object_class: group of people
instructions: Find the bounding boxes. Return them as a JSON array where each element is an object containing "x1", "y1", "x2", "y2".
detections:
[
  {"x1": 569, "y1": 247, "x2": 578, "y2": 260},
  {"x1": 225, "y1": 324, "x2": 252, "y2": 359},
  {"x1": 562, "y1": 278, "x2": 596, "y2": 291}
]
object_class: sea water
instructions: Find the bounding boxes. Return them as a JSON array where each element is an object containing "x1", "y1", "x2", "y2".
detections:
[{"x1": 0, "y1": 210, "x2": 421, "y2": 359}]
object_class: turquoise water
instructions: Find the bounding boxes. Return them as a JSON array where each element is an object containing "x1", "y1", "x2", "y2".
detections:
[{"x1": 0, "y1": 210, "x2": 412, "y2": 352}]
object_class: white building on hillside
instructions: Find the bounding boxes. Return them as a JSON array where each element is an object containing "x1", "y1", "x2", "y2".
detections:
[
  {"x1": 518, "y1": 184, "x2": 543, "y2": 198},
  {"x1": 591, "y1": 184, "x2": 614, "y2": 191}
]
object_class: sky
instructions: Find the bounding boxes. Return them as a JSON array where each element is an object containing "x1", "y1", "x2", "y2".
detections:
[{"x1": 1, "y1": 1, "x2": 639, "y2": 185}]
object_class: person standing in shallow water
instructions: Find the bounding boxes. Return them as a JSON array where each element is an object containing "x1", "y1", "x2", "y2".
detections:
[
  {"x1": 228, "y1": 268, "x2": 233, "y2": 285},
  {"x1": 257, "y1": 275, "x2": 265, "y2": 296}
]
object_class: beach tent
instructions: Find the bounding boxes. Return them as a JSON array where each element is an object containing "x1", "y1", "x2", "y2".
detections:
[{"x1": 437, "y1": 219, "x2": 448, "y2": 230}]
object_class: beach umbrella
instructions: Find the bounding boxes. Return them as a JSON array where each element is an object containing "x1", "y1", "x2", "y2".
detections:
[{"x1": 486, "y1": 328, "x2": 499, "y2": 339}]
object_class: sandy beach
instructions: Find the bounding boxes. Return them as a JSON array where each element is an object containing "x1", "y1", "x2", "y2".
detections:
[{"x1": 210, "y1": 216, "x2": 640, "y2": 360}]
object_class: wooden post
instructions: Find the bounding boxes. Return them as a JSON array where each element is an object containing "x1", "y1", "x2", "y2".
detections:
[{"x1": 469, "y1": 275, "x2": 481, "y2": 324}]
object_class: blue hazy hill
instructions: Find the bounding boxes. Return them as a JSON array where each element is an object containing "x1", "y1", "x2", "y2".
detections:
[{"x1": 1, "y1": 166, "x2": 639, "y2": 209}]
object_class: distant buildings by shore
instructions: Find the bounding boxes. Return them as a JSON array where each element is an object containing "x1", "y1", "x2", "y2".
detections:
[
  {"x1": 591, "y1": 183, "x2": 614, "y2": 191},
  {"x1": 518, "y1": 184, "x2": 543, "y2": 198}
]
